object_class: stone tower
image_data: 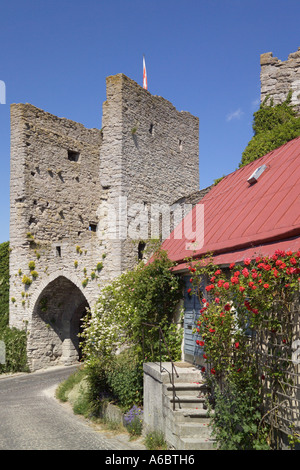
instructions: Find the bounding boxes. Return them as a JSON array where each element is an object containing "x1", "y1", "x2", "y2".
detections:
[
  {"x1": 260, "y1": 47, "x2": 300, "y2": 112},
  {"x1": 9, "y1": 74, "x2": 199, "y2": 370}
]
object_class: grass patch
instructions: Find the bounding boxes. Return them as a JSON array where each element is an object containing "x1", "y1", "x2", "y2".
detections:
[
  {"x1": 144, "y1": 430, "x2": 168, "y2": 450},
  {"x1": 55, "y1": 367, "x2": 86, "y2": 402}
]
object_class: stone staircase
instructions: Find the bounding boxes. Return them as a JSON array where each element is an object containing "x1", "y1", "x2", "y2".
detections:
[
  {"x1": 143, "y1": 362, "x2": 217, "y2": 450},
  {"x1": 162, "y1": 370, "x2": 216, "y2": 450}
]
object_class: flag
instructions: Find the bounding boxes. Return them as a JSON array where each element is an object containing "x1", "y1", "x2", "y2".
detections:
[{"x1": 143, "y1": 55, "x2": 147, "y2": 90}]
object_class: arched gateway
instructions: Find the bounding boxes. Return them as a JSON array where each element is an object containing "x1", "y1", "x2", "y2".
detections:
[{"x1": 27, "y1": 275, "x2": 89, "y2": 370}]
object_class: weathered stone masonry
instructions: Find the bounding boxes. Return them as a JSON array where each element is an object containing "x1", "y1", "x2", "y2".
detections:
[
  {"x1": 9, "y1": 73, "x2": 199, "y2": 370},
  {"x1": 260, "y1": 47, "x2": 300, "y2": 111}
]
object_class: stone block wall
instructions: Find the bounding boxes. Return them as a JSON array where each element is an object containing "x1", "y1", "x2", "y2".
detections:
[
  {"x1": 260, "y1": 47, "x2": 300, "y2": 112},
  {"x1": 9, "y1": 74, "x2": 200, "y2": 369}
]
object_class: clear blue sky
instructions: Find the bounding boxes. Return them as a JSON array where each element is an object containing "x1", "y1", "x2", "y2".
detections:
[{"x1": 0, "y1": 0, "x2": 299, "y2": 243}]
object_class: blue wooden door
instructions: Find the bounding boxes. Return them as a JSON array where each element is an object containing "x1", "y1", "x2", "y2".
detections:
[{"x1": 183, "y1": 275, "x2": 205, "y2": 359}]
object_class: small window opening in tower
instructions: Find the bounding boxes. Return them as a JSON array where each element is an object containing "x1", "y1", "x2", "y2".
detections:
[
  {"x1": 68, "y1": 150, "x2": 80, "y2": 162},
  {"x1": 89, "y1": 223, "x2": 97, "y2": 233},
  {"x1": 149, "y1": 123, "x2": 154, "y2": 135},
  {"x1": 56, "y1": 246, "x2": 61, "y2": 257},
  {"x1": 178, "y1": 139, "x2": 183, "y2": 151},
  {"x1": 138, "y1": 241, "x2": 146, "y2": 261}
]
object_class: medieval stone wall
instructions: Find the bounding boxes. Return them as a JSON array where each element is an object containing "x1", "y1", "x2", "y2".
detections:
[
  {"x1": 260, "y1": 47, "x2": 300, "y2": 112},
  {"x1": 9, "y1": 73, "x2": 200, "y2": 369}
]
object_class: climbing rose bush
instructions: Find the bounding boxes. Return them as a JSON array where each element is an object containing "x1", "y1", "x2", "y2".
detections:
[
  {"x1": 188, "y1": 249, "x2": 300, "y2": 379},
  {"x1": 187, "y1": 249, "x2": 300, "y2": 449}
]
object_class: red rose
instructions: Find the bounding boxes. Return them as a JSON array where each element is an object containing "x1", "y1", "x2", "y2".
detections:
[
  {"x1": 242, "y1": 268, "x2": 249, "y2": 277},
  {"x1": 224, "y1": 282, "x2": 230, "y2": 290},
  {"x1": 239, "y1": 286, "x2": 245, "y2": 292},
  {"x1": 211, "y1": 368, "x2": 216, "y2": 375},
  {"x1": 263, "y1": 283, "x2": 269, "y2": 289}
]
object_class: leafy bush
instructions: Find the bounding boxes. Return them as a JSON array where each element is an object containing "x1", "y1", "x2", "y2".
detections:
[
  {"x1": 0, "y1": 241, "x2": 9, "y2": 319},
  {"x1": 210, "y1": 382, "x2": 270, "y2": 450},
  {"x1": 188, "y1": 248, "x2": 300, "y2": 449},
  {"x1": 0, "y1": 325, "x2": 28, "y2": 373},
  {"x1": 80, "y1": 249, "x2": 183, "y2": 412},
  {"x1": 106, "y1": 350, "x2": 143, "y2": 411},
  {"x1": 240, "y1": 91, "x2": 300, "y2": 167},
  {"x1": 81, "y1": 248, "x2": 183, "y2": 367}
]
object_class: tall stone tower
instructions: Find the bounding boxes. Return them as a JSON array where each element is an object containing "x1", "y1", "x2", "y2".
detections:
[{"x1": 9, "y1": 74, "x2": 199, "y2": 370}]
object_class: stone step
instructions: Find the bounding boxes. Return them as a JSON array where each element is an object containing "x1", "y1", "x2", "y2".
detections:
[
  {"x1": 164, "y1": 382, "x2": 208, "y2": 396},
  {"x1": 177, "y1": 436, "x2": 216, "y2": 451},
  {"x1": 172, "y1": 407, "x2": 213, "y2": 423},
  {"x1": 169, "y1": 395, "x2": 206, "y2": 409},
  {"x1": 176, "y1": 421, "x2": 212, "y2": 439}
]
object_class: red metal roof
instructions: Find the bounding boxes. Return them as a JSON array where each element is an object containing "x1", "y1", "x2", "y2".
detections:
[{"x1": 161, "y1": 136, "x2": 300, "y2": 268}]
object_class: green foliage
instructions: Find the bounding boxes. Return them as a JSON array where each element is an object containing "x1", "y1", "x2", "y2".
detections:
[
  {"x1": 28, "y1": 261, "x2": 36, "y2": 271},
  {"x1": 81, "y1": 249, "x2": 183, "y2": 366},
  {"x1": 106, "y1": 350, "x2": 144, "y2": 411},
  {"x1": 22, "y1": 275, "x2": 32, "y2": 286},
  {"x1": 240, "y1": 91, "x2": 300, "y2": 167},
  {"x1": 210, "y1": 382, "x2": 270, "y2": 450},
  {"x1": 56, "y1": 367, "x2": 87, "y2": 402},
  {"x1": 0, "y1": 325, "x2": 28, "y2": 373},
  {"x1": 81, "y1": 249, "x2": 183, "y2": 412},
  {"x1": 0, "y1": 241, "x2": 28, "y2": 374},
  {"x1": 124, "y1": 405, "x2": 143, "y2": 437},
  {"x1": 96, "y1": 262, "x2": 103, "y2": 271},
  {"x1": 0, "y1": 242, "x2": 9, "y2": 319},
  {"x1": 188, "y1": 248, "x2": 300, "y2": 449},
  {"x1": 144, "y1": 430, "x2": 168, "y2": 450}
]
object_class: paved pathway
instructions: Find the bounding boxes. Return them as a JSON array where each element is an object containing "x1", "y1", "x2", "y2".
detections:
[{"x1": 0, "y1": 365, "x2": 146, "y2": 450}]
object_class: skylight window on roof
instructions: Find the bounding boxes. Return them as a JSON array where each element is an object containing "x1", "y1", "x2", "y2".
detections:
[{"x1": 247, "y1": 164, "x2": 267, "y2": 185}]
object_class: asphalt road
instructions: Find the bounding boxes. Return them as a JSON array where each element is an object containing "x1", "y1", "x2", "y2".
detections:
[{"x1": 0, "y1": 365, "x2": 145, "y2": 451}]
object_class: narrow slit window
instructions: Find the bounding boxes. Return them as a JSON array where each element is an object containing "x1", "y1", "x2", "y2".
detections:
[
  {"x1": 89, "y1": 223, "x2": 97, "y2": 232},
  {"x1": 138, "y1": 241, "x2": 146, "y2": 261},
  {"x1": 56, "y1": 246, "x2": 61, "y2": 257},
  {"x1": 68, "y1": 150, "x2": 80, "y2": 162}
]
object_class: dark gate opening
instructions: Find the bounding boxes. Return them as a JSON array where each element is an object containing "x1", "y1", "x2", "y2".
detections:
[{"x1": 29, "y1": 276, "x2": 90, "y2": 369}]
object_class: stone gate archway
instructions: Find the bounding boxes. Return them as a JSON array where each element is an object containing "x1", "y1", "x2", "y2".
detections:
[{"x1": 27, "y1": 275, "x2": 90, "y2": 370}]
